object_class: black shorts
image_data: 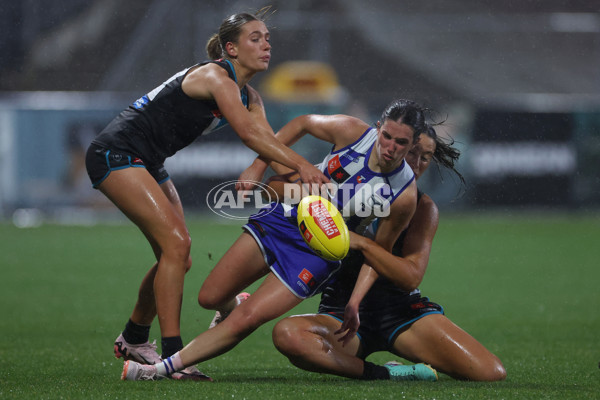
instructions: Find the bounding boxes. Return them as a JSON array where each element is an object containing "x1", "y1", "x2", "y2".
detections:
[
  {"x1": 85, "y1": 143, "x2": 170, "y2": 188},
  {"x1": 319, "y1": 295, "x2": 444, "y2": 357}
]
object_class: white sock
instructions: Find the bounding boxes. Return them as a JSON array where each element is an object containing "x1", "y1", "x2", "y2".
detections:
[{"x1": 156, "y1": 351, "x2": 185, "y2": 376}]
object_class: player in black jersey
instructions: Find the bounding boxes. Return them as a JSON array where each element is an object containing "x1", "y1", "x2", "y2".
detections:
[
  {"x1": 272, "y1": 126, "x2": 507, "y2": 381},
  {"x1": 85, "y1": 8, "x2": 328, "y2": 379}
]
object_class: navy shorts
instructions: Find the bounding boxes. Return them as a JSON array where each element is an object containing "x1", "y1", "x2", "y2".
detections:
[
  {"x1": 243, "y1": 202, "x2": 342, "y2": 299},
  {"x1": 320, "y1": 295, "x2": 444, "y2": 357},
  {"x1": 85, "y1": 143, "x2": 170, "y2": 188}
]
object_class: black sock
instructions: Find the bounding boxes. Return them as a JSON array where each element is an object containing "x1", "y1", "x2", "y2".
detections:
[
  {"x1": 122, "y1": 319, "x2": 151, "y2": 345},
  {"x1": 161, "y1": 336, "x2": 184, "y2": 359},
  {"x1": 361, "y1": 361, "x2": 391, "y2": 380}
]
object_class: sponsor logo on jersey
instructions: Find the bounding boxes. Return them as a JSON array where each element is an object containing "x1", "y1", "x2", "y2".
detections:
[
  {"x1": 298, "y1": 268, "x2": 316, "y2": 288},
  {"x1": 410, "y1": 301, "x2": 437, "y2": 312},
  {"x1": 342, "y1": 152, "x2": 360, "y2": 163},
  {"x1": 211, "y1": 109, "x2": 223, "y2": 119},
  {"x1": 327, "y1": 155, "x2": 341, "y2": 173},
  {"x1": 327, "y1": 155, "x2": 350, "y2": 183},
  {"x1": 132, "y1": 95, "x2": 149, "y2": 109}
]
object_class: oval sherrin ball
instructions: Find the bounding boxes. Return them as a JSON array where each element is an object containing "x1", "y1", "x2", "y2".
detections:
[{"x1": 297, "y1": 195, "x2": 350, "y2": 261}]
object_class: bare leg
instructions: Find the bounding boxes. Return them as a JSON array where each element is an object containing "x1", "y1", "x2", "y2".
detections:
[
  {"x1": 273, "y1": 314, "x2": 365, "y2": 378},
  {"x1": 392, "y1": 314, "x2": 506, "y2": 381},
  {"x1": 130, "y1": 180, "x2": 191, "y2": 326},
  {"x1": 180, "y1": 273, "x2": 302, "y2": 367},
  {"x1": 129, "y1": 262, "x2": 158, "y2": 325},
  {"x1": 198, "y1": 232, "x2": 270, "y2": 311},
  {"x1": 98, "y1": 169, "x2": 190, "y2": 338}
]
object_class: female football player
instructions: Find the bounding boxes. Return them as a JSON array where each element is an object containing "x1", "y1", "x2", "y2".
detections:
[
  {"x1": 85, "y1": 7, "x2": 328, "y2": 380},
  {"x1": 121, "y1": 99, "x2": 439, "y2": 381},
  {"x1": 272, "y1": 126, "x2": 507, "y2": 381}
]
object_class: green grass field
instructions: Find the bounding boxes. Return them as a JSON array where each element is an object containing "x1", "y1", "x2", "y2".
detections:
[{"x1": 1, "y1": 213, "x2": 599, "y2": 399}]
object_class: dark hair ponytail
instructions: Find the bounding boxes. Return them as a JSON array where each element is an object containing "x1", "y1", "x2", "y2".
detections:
[{"x1": 424, "y1": 124, "x2": 466, "y2": 189}]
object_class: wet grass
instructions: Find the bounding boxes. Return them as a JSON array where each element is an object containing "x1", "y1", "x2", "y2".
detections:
[{"x1": 1, "y1": 213, "x2": 599, "y2": 399}]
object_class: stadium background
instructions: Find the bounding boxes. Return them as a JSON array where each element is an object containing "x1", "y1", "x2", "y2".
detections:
[
  {"x1": 1, "y1": 2, "x2": 599, "y2": 398},
  {"x1": 1, "y1": 0, "x2": 599, "y2": 223}
]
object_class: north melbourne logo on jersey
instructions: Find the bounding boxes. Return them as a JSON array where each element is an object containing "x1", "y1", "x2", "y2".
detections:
[{"x1": 327, "y1": 155, "x2": 350, "y2": 183}]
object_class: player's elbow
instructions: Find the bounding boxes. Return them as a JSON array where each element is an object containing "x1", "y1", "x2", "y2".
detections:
[
  {"x1": 237, "y1": 129, "x2": 257, "y2": 147},
  {"x1": 391, "y1": 275, "x2": 422, "y2": 292},
  {"x1": 389, "y1": 266, "x2": 424, "y2": 292},
  {"x1": 236, "y1": 124, "x2": 264, "y2": 150}
]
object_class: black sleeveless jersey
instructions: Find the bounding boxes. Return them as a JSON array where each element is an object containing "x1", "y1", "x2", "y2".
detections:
[
  {"x1": 93, "y1": 60, "x2": 248, "y2": 165},
  {"x1": 318, "y1": 190, "x2": 425, "y2": 313}
]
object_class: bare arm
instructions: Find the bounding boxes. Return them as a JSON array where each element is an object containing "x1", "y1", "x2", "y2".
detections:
[
  {"x1": 242, "y1": 113, "x2": 370, "y2": 188},
  {"x1": 182, "y1": 64, "x2": 328, "y2": 186},
  {"x1": 353, "y1": 191, "x2": 439, "y2": 291},
  {"x1": 274, "y1": 114, "x2": 369, "y2": 151},
  {"x1": 336, "y1": 182, "x2": 418, "y2": 344}
]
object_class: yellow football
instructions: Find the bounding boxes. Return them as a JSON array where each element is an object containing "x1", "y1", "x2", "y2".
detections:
[{"x1": 297, "y1": 195, "x2": 350, "y2": 261}]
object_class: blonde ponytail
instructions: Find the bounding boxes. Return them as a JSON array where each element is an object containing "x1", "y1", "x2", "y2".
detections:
[{"x1": 206, "y1": 33, "x2": 223, "y2": 59}]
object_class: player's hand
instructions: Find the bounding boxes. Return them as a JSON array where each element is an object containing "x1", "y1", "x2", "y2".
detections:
[
  {"x1": 348, "y1": 231, "x2": 366, "y2": 251},
  {"x1": 297, "y1": 162, "x2": 330, "y2": 195},
  {"x1": 236, "y1": 168, "x2": 264, "y2": 191},
  {"x1": 265, "y1": 171, "x2": 300, "y2": 185},
  {"x1": 335, "y1": 302, "x2": 360, "y2": 347}
]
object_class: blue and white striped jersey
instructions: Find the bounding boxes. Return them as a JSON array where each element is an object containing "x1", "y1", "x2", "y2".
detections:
[{"x1": 317, "y1": 127, "x2": 415, "y2": 234}]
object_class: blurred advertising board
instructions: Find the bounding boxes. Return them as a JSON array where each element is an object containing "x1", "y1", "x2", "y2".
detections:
[{"x1": 468, "y1": 111, "x2": 577, "y2": 207}]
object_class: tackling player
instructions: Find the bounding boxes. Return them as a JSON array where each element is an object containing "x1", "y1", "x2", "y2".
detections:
[
  {"x1": 273, "y1": 126, "x2": 507, "y2": 381},
  {"x1": 85, "y1": 7, "x2": 328, "y2": 380}
]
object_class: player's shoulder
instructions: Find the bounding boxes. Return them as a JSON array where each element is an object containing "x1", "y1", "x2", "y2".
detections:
[
  {"x1": 417, "y1": 192, "x2": 437, "y2": 211},
  {"x1": 185, "y1": 61, "x2": 237, "y2": 96},
  {"x1": 330, "y1": 114, "x2": 371, "y2": 133},
  {"x1": 414, "y1": 192, "x2": 439, "y2": 223},
  {"x1": 387, "y1": 179, "x2": 417, "y2": 214},
  {"x1": 185, "y1": 60, "x2": 230, "y2": 81},
  {"x1": 316, "y1": 114, "x2": 371, "y2": 148}
]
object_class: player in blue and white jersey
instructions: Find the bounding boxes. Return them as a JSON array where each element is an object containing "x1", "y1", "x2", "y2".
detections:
[
  {"x1": 85, "y1": 8, "x2": 328, "y2": 380},
  {"x1": 121, "y1": 99, "x2": 439, "y2": 382},
  {"x1": 273, "y1": 127, "x2": 506, "y2": 381}
]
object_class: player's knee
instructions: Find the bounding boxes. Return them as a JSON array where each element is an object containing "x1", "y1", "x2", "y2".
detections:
[
  {"x1": 198, "y1": 284, "x2": 234, "y2": 310},
  {"x1": 272, "y1": 318, "x2": 300, "y2": 355},
  {"x1": 184, "y1": 255, "x2": 192, "y2": 273},
  {"x1": 197, "y1": 288, "x2": 221, "y2": 310},
  {"x1": 272, "y1": 318, "x2": 312, "y2": 358},
  {"x1": 481, "y1": 357, "x2": 506, "y2": 381},
  {"x1": 175, "y1": 230, "x2": 192, "y2": 256},
  {"x1": 226, "y1": 307, "x2": 268, "y2": 339},
  {"x1": 465, "y1": 355, "x2": 506, "y2": 381},
  {"x1": 163, "y1": 228, "x2": 192, "y2": 267}
]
